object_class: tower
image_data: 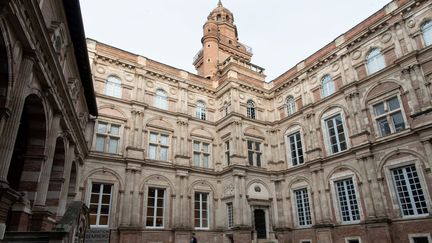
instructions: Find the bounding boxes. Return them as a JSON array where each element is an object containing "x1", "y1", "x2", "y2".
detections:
[{"x1": 193, "y1": 1, "x2": 253, "y2": 79}]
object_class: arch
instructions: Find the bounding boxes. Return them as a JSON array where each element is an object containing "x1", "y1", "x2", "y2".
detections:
[
  {"x1": 326, "y1": 165, "x2": 364, "y2": 186},
  {"x1": 366, "y1": 47, "x2": 385, "y2": 74},
  {"x1": 47, "y1": 137, "x2": 66, "y2": 216},
  {"x1": 246, "y1": 179, "x2": 271, "y2": 200},
  {"x1": 98, "y1": 105, "x2": 127, "y2": 120},
  {"x1": 244, "y1": 125, "x2": 265, "y2": 139},
  {"x1": 283, "y1": 122, "x2": 305, "y2": 135},
  {"x1": 146, "y1": 116, "x2": 174, "y2": 131},
  {"x1": 80, "y1": 168, "x2": 124, "y2": 190},
  {"x1": 188, "y1": 179, "x2": 217, "y2": 197},
  {"x1": 377, "y1": 149, "x2": 430, "y2": 179},
  {"x1": 104, "y1": 75, "x2": 122, "y2": 98},
  {"x1": 190, "y1": 125, "x2": 215, "y2": 140},
  {"x1": 67, "y1": 160, "x2": 78, "y2": 202},
  {"x1": 140, "y1": 174, "x2": 175, "y2": 192},
  {"x1": 287, "y1": 175, "x2": 312, "y2": 190},
  {"x1": 317, "y1": 104, "x2": 348, "y2": 124},
  {"x1": 246, "y1": 178, "x2": 271, "y2": 193},
  {"x1": 362, "y1": 80, "x2": 403, "y2": 105}
]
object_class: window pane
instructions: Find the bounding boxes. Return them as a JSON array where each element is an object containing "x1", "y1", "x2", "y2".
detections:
[
  {"x1": 193, "y1": 153, "x2": 200, "y2": 166},
  {"x1": 160, "y1": 147, "x2": 168, "y2": 161},
  {"x1": 108, "y1": 138, "x2": 119, "y2": 153},
  {"x1": 203, "y1": 155, "x2": 209, "y2": 168},
  {"x1": 99, "y1": 216, "x2": 108, "y2": 225},
  {"x1": 247, "y1": 141, "x2": 253, "y2": 150},
  {"x1": 160, "y1": 134, "x2": 169, "y2": 145},
  {"x1": 110, "y1": 125, "x2": 120, "y2": 136},
  {"x1": 391, "y1": 112, "x2": 405, "y2": 132},
  {"x1": 202, "y1": 143, "x2": 209, "y2": 153},
  {"x1": 95, "y1": 136, "x2": 105, "y2": 152},
  {"x1": 148, "y1": 145, "x2": 157, "y2": 159},
  {"x1": 149, "y1": 132, "x2": 158, "y2": 143},
  {"x1": 387, "y1": 97, "x2": 400, "y2": 111},
  {"x1": 373, "y1": 103, "x2": 385, "y2": 116},
  {"x1": 422, "y1": 21, "x2": 432, "y2": 46},
  {"x1": 193, "y1": 141, "x2": 200, "y2": 151},
  {"x1": 97, "y1": 123, "x2": 107, "y2": 133}
]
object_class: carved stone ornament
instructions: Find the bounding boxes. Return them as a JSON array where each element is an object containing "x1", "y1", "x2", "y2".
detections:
[
  {"x1": 125, "y1": 73, "x2": 134, "y2": 82},
  {"x1": 146, "y1": 80, "x2": 154, "y2": 88},
  {"x1": 239, "y1": 93, "x2": 245, "y2": 100},
  {"x1": 381, "y1": 32, "x2": 392, "y2": 43},
  {"x1": 332, "y1": 63, "x2": 340, "y2": 72},
  {"x1": 170, "y1": 87, "x2": 177, "y2": 95},
  {"x1": 277, "y1": 96, "x2": 283, "y2": 103},
  {"x1": 310, "y1": 76, "x2": 318, "y2": 85},
  {"x1": 254, "y1": 185, "x2": 261, "y2": 192},
  {"x1": 351, "y1": 50, "x2": 362, "y2": 60},
  {"x1": 294, "y1": 84, "x2": 301, "y2": 94},
  {"x1": 223, "y1": 184, "x2": 234, "y2": 197},
  {"x1": 96, "y1": 66, "x2": 105, "y2": 74},
  {"x1": 188, "y1": 93, "x2": 195, "y2": 100},
  {"x1": 208, "y1": 99, "x2": 214, "y2": 105},
  {"x1": 406, "y1": 19, "x2": 415, "y2": 28}
]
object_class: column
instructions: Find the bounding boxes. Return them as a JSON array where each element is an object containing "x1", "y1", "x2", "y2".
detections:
[
  {"x1": 366, "y1": 155, "x2": 386, "y2": 217},
  {"x1": 358, "y1": 157, "x2": 376, "y2": 219},
  {"x1": 130, "y1": 168, "x2": 141, "y2": 226},
  {"x1": 401, "y1": 68, "x2": 420, "y2": 114},
  {"x1": 129, "y1": 110, "x2": 137, "y2": 147},
  {"x1": 34, "y1": 114, "x2": 62, "y2": 207},
  {"x1": 421, "y1": 139, "x2": 432, "y2": 167},
  {"x1": 0, "y1": 57, "x2": 34, "y2": 182},
  {"x1": 136, "y1": 111, "x2": 144, "y2": 148},
  {"x1": 270, "y1": 180, "x2": 278, "y2": 227},
  {"x1": 57, "y1": 143, "x2": 76, "y2": 217},
  {"x1": 413, "y1": 64, "x2": 432, "y2": 107},
  {"x1": 318, "y1": 169, "x2": 331, "y2": 223},
  {"x1": 121, "y1": 168, "x2": 132, "y2": 226},
  {"x1": 311, "y1": 170, "x2": 322, "y2": 224}
]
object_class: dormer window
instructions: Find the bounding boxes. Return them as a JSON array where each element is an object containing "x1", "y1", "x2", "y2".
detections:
[{"x1": 216, "y1": 14, "x2": 221, "y2": 22}]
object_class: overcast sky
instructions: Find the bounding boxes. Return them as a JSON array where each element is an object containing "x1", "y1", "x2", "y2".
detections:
[{"x1": 79, "y1": 0, "x2": 390, "y2": 81}]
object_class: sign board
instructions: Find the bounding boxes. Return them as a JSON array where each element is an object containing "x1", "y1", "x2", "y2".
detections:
[{"x1": 85, "y1": 228, "x2": 111, "y2": 243}]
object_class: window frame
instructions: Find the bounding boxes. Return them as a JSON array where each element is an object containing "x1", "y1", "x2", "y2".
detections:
[
  {"x1": 366, "y1": 48, "x2": 386, "y2": 75},
  {"x1": 421, "y1": 20, "x2": 432, "y2": 47},
  {"x1": 94, "y1": 120, "x2": 122, "y2": 154},
  {"x1": 286, "y1": 96, "x2": 296, "y2": 116},
  {"x1": 384, "y1": 159, "x2": 431, "y2": 219},
  {"x1": 192, "y1": 140, "x2": 212, "y2": 168},
  {"x1": 246, "y1": 139, "x2": 263, "y2": 167},
  {"x1": 147, "y1": 130, "x2": 171, "y2": 162},
  {"x1": 321, "y1": 109, "x2": 350, "y2": 156},
  {"x1": 321, "y1": 74, "x2": 335, "y2": 98},
  {"x1": 155, "y1": 88, "x2": 168, "y2": 110},
  {"x1": 368, "y1": 92, "x2": 408, "y2": 138},
  {"x1": 104, "y1": 75, "x2": 122, "y2": 98},
  {"x1": 226, "y1": 202, "x2": 234, "y2": 228},
  {"x1": 292, "y1": 187, "x2": 313, "y2": 227},
  {"x1": 88, "y1": 182, "x2": 113, "y2": 228},
  {"x1": 145, "y1": 187, "x2": 166, "y2": 229},
  {"x1": 223, "y1": 101, "x2": 229, "y2": 117},
  {"x1": 224, "y1": 140, "x2": 230, "y2": 166},
  {"x1": 285, "y1": 128, "x2": 305, "y2": 167},
  {"x1": 330, "y1": 171, "x2": 363, "y2": 224},
  {"x1": 194, "y1": 191, "x2": 210, "y2": 230},
  {"x1": 246, "y1": 100, "x2": 256, "y2": 119},
  {"x1": 345, "y1": 237, "x2": 362, "y2": 243},
  {"x1": 196, "y1": 100, "x2": 207, "y2": 120},
  {"x1": 409, "y1": 233, "x2": 432, "y2": 243}
]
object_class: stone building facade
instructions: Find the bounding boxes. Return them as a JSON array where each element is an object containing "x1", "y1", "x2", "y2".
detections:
[
  {"x1": 0, "y1": 0, "x2": 97, "y2": 242},
  {"x1": 83, "y1": 0, "x2": 432, "y2": 243}
]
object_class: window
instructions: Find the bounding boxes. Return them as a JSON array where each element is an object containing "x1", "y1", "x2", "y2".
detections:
[
  {"x1": 146, "y1": 187, "x2": 165, "y2": 228},
  {"x1": 335, "y1": 178, "x2": 361, "y2": 222},
  {"x1": 155, "y1": 89, "x2": 168, "y2": 110},
  {"x1": 294, "y1": 188, "x2": 312, "y2": 226},
  {"x1": 95, "y1": 122, "x2": 120, "y2": 153},
  {"x1": 104, "y1": 76, "x2": 121, "y2": 98},
  {"x1": 89, "y1": 183, "x2": 112, "y2": 227},
  {"x1": 373, "y1": 96, "x2": 405, "y2": 137},
  {"x1": 345, "y1": 238, "x2": 361, "y2": 243},
  {"x1": 148, "y1": 132, "x2": 169, "y2": 161},
  {"x1": 224, "y1": 102, "x2": 229, "y2": 117},
  {"x1": 196, "y1": 101, "x2": 207, "y2": 120},
  {"x1": 409, "y1": 234, "x2": 431, "y2": 243},
  {"x1": 247, "y1": 140, "x2": 262, "y2": 167},
  {"x1": 422, "y1": 21, "x2": 432, "y2": 46},
  {"x1": 247, "y1": 100, "x2": 256, "y2": 119},
  {"x1": 225, "y1": 140, "x2": 230, "y2": 165},
  {"x1": 321, "y1": 75, "x2": 335, "y2": 98},
  {"x1": 193, "y1": 141, "x2": 211, "y2": 168},
  {"x1": 392, "y1": 165, "x2": 428, "y2": 216},
  {"x1": 367, "y1": 48, "x2": 385, "y2": 74},
  {"x1": 325, "y1": 114, "x2": 347, "y2": 154},
  {"x1": 300, "y1": 241, "x2": 312, "y2": 243},
  {"x1": 286, "y1": 96, "x2": 296, "y2": 116},
  {"x1": 194, "y1": 192, "x2": 209, "y2": 229},
  {"x1": 227, "y1": 202, "x2": 233, "y2": 228},
  {"x1": 288, "y1": 131, "x2": 304, "y2": 166}
]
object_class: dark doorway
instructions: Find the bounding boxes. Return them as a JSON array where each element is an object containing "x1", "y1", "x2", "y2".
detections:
[{"x1": 254, "y1": 209, "x2": 266, "y2": 239}]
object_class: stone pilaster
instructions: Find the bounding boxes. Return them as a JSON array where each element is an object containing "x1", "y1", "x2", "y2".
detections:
[
  {"x1": 57, "y1": 143, "x2": 76, "y2": 218},
  {"x1": 401, "y1": 67, "x2": 420, "y2": 114}
]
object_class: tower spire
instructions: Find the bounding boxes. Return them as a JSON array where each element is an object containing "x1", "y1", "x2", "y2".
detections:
[{"x1": 217, "y1": 0, "x2": 222, "y2": 7}]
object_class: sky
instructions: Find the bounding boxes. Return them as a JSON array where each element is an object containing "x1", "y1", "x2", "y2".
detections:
[{"x1": 79, "y1": 0, "x2": 391, "y2": 81}]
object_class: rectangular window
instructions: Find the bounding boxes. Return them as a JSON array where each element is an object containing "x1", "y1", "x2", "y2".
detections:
[
  {"x1": 95, "y1": 122, "x2": 120, "y2": 154},
  {"x1": 227, "y1": 202, "x2": 233, "y2": 228},
  {"x1": 411, "y1": 236, "x2": 430, "y2": 243},
  {"x1": 194, "y1": 192, "x2": 209, "y2": 229},
  {"x1": 148, "y1": 132, "x2": 169, "y2": 161},
  {"x1": 89, "y1": 183, "x2": 112, "y2": 227},
  {"x1": 373, "y1": 96, "x2": 405, "y2": 137},
  {"x1": 294, "y1": 188, "x2": 312, "y2": 226},
  {"x1": 247, "y1": 140, "x2": 262, "y2": 167},
  {"x1": 346, "y1": 239, "x2": 360, "y2": 243},
  {"x1": 325, "y1": 114, "x2": 347, "y2": 154},
  {"x1": 193, "y1": 141, "x2": 211, "y2": 168},
  {"x1": 225, "y1": 141, "x2": 230, "y2": 165},
  {"x1": 300, "y1": 241, "x2": 312, "y2": 243},
  {"x1": 146, "y1": 187, "x2": 165, "y2": 228},
  {"x1": 335, "y1": 178, "x2": 360, "y2": 222},
  {"x1": 392, "y1": 165, "x2": 428, "y2": 216},
  {"x1": 288, "y1": 132, "x2": 304, "y2": 166}
]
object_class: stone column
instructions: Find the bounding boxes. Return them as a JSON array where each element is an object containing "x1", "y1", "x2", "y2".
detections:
[
  {"x1": 270, "y1": 180, "x2": 278, "y2": 227},
  {"x1": 233, "y1": 175, "x2": 241, "y2": 226},
  {"x1": 34, "y1": 114, "x2": 62, "y2": 207},
  {"x1": 136, "y1": 111, "x2": 144, "y2": 148},
  {"x1": 311, "y1": 169, "x2": 322, "y2": 224},
  {"x1": 357, "y1": 157, "x2": 376, "y2": 219},
  {"x1": 0, "y1": 57, "x2": 34, "y2": 182},
  {"x1": 366, "y1": 155, "x2": 386, "y2": 218},
  {"x1": 413, "y1": 64, "x2": 432, "y2": 107},
  {"x1": 318, "y1": 169, "x2": 331, "y2": 223},
  {"x1": 120, "y1": 168, "x2": 133, "y2": 226},
  {"x1": 421, "y1": 139, "x2": 432, "y2": 168},
  {"x1": 129, "y1": 110, "x2": 137, "y2": 147},
  {"x1": 130, "y1": 167, "x2": 141, "y2": 226},
  {"x1": 402, "y1": 67, "x2": 420, "y2": 114},
  {"x1": 57, "y1": 143, "x2": 76, "y2": 217}
]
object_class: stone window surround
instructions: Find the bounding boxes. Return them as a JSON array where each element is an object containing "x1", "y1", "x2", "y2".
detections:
[
  {"x1": 383, "y1": 158, "x2": 431, "y2": 219},
  {"x1": 421, "y1": 20, "x2": 432, "y2": 47},
  {"x1": 366, "y1": 48, "x2": 386, "y2": 75},
  {"x1": 224, "y1": 139, "x2": 230, "y2": 166},
  {"x1": 147, "y1": 129, "x2": 171, "y2": 162},
  {"x1": 85, "y1": 177, "x2": 120, "y2": 228},
  {"x1": 321, "y1": 74, "x2": 335, "y2": 98},
  {"x1": 155, "y1": 88, "x2": 168, "y2": 110},
  {"x1": 290, "y1": 180, "x2": 314, "y2": 228},
  {"x1": 246, "y1": 138, "x2": 263, "y2": 167},
  {"x1": 93, "y1": 118, "x2": 123, "y2": 155},
  {"x1": 284, "y1": 125, "x2": 306, "y2": 167},
  {"x1": 226, "y1": 202, "x2": 233, "y2": 228},
  {"x1": 320, "y1": 107, "x2": 350, "y2": 156},
  {"x1": 300, "y1": 240, "x2": 312, "y2": 243},
  {"x1": 104, "y1": 75, "x2": 122, "y2": 98},
  {"x1": 408, "y1": 233, "x2": 432, "y2": 243},
  {"x1": 192, "y1": 189, "x2": 212, "y2": 230},
  {"x1": 191, "y1": 138, "x2": 212, "y2": 168},
  {"x1": 329, "y1": 171, "x2": 364, "y2": 224},
  {"x1": 368, "y1": 90, "x2": 409, "y2": 138},
  {"x1": 345, "y1": 237, "x2": 362, "y2": 243},
  {"x1": 143, "y1": 185, "x2": 170, "y2": 229}
]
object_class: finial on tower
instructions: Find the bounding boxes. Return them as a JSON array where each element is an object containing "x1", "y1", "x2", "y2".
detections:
[{"x1": 217, "y1": 0, "x2": 223, "y2": 7}]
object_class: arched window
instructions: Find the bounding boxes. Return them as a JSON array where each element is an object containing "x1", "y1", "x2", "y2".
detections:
[
  {"x1": 246, "y1": 100, "x2": 256, "y2": 119},
  {"x1": 223, "y1": 102, "x2": 229, "y2": 117},
  {"x1": 105, "y1": 76, "x2": 122, "y2": 98},
  {"x1": 321, "y1": 75, "x2": 335, "y2": 98},
  {"x1": 421, "y1": 21, "x2": 432, "y2": 46},
  {"x1": 286, "y1": 96, "x2": 296, "y2": 116},
  {"x1": 196, "y1": 101, "x2": 207, "y2": 120},
  {"x1": 155, "y1": 89, "x2": 168, "y2": 110},
  {"x1": 367, "y1": 48, "x2": 385, "y2": 74}
]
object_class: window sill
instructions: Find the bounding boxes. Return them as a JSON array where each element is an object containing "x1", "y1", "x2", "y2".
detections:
[{"x1": 374, "y1": 129, "x2": 410, "y2": 143}]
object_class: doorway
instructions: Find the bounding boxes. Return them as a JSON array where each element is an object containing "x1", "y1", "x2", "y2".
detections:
[{"x1": 254, "y1": 209, "x2": 266, "y2": 239}]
